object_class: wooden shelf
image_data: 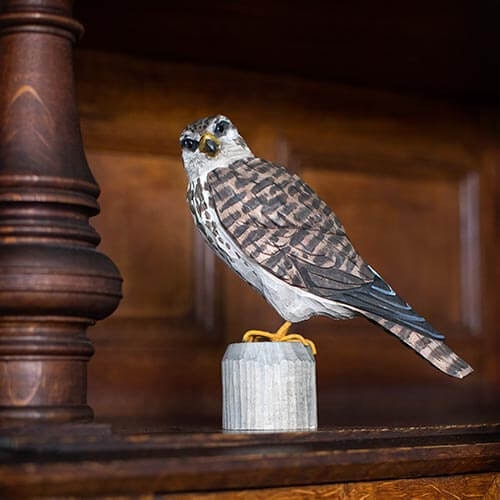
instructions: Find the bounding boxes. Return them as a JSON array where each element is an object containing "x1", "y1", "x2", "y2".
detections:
[{"x1": 1, "y1": 421, "x2": 498, "y2": 497}]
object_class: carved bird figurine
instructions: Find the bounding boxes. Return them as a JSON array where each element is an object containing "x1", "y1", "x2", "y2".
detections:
[{"x1": 180, "y1": 115, "x2": 473, "y2": 379}]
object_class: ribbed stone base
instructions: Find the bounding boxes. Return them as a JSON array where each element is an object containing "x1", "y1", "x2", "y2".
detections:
[{"x1": 222, "y1": 342, "x2": 317, "y2": 431}]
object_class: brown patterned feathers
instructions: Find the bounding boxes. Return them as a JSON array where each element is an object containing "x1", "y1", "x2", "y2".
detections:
[{"x1": 181, "y1": 116, "x2": 473, "y2": 379}]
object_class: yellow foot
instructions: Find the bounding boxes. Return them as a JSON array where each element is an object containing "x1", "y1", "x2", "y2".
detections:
[{"x1": 242, "y1": 321, "x2": 317, "y2": 355}]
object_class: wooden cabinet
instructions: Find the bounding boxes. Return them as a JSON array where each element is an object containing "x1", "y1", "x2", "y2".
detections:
[{"x1": 0, "y1": 1, "x2": 498, "y2": 497}]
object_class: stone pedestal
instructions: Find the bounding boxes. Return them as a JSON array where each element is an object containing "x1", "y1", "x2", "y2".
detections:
[{"x1": 222, "y1": 342, "x2": 317, "y2": 431}]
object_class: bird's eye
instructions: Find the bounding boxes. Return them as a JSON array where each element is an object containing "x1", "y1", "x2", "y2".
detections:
[
  {"x1": 214, "y1": 120, "x2": 229, "y2": 136},
  {"x1": 181, "y1": 137, "x2": 198, "y2": 151}
]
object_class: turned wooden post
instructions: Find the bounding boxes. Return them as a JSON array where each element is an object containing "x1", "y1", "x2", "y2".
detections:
[{"x1": 0, "y1": 0, "x2": 122, "y2": 421}]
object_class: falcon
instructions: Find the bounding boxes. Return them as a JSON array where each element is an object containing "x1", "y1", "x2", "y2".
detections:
[{"x1": 180, "y1": 114, "x2": 473, "y2": 379}]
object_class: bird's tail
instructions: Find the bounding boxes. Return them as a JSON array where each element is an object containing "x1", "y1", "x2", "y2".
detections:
[{"x1": 360, "y1": 311, "x2": 473, "y2": 379}]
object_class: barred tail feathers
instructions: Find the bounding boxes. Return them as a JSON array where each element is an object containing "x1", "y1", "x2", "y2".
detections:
[{"x1": 360, "y1": 311, "x2": 473, "y2": 379}]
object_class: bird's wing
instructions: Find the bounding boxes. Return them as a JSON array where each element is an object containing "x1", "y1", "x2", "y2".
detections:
[
  {"x1": 208, "y1": 157, "x2": 444, "y2": 341},
  {"x1": 206, "y1": 157, "x2": 476, "y2": 378},
  {"x1": 208, "y1": 157, "x2": 374, "y2": 289}
]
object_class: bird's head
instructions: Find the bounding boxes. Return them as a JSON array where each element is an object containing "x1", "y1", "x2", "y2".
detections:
[{"x1": 179, "y1": 115, "x2": 253, "y2": 180}]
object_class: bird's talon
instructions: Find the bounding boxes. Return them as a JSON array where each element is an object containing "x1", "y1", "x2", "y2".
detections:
[{"x1": 242, "y1": 322, "x2": 317, "y2": 355}]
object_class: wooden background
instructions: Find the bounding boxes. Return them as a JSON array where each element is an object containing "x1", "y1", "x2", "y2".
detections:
[{"x1": 71, "y1": 2, "x2": 499, "y2": 427}]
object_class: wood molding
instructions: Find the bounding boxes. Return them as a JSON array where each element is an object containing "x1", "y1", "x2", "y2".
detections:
[{"x1": 0, "y1": 422, "x2": 498, "y2": 496}]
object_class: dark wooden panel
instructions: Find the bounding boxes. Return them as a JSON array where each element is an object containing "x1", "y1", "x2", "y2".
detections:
[
  {"x1": 73, "y1": 0, "x2": 500, "y2": 104},
  {"x1": 89, "y1": 151, "x2": 193, "y2": 319},
  {"x1": 88, "y1": 319, "x2": 223, "y2": 421}
]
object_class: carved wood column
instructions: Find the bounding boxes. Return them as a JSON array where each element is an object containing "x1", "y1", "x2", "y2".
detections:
[{"x1": 0, "y1": 0, "x2": 122, "y2": 421}]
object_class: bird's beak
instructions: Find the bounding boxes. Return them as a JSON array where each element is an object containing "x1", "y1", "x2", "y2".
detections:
[{"x1": 199, "y1": 133, "x2": 221, "y2": 157}]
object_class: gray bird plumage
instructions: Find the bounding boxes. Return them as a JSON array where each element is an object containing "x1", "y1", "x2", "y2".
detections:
[{"x1": 180, "y1": 115, "x2": 473, "y2": 379}]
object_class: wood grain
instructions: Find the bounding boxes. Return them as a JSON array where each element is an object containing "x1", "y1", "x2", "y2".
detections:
[
  {"x1": 0, "y1": 1, "x2": 122, "y2": 422},
  {"x1": 89, "y1": 151, "x2": 192, "y2": 319},
  {"x1": 0, "y1": 422, "x2": 498, "y2": 497},
  {"x1": 169, "y1": 473, "x2": 499, "y2": 499}
]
